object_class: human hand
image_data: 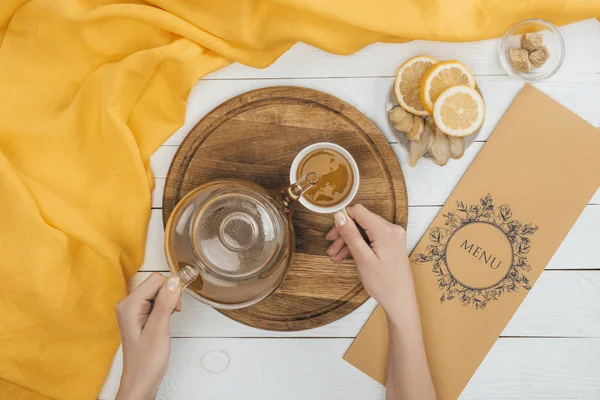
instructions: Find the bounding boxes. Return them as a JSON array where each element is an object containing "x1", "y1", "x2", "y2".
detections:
[
  {"x1": 115, "y1": 273, "x2": 182, "y2": 400},
  {"x1": 325, "y1": 204, "x2": 416, "y2": 323}
]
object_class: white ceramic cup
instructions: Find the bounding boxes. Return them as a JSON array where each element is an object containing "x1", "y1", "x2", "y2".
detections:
[{"x1": 289, "y1": 142, "x2": 360, "y2": 214}]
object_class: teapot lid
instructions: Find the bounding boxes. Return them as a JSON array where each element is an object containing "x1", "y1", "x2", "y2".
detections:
[{"x1": 191, "y1": 186, "x2": 285, "y2": 280}]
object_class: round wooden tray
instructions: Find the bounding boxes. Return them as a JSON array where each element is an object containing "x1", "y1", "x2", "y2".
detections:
[{"x1": 163, "y1": 86, "x2": 408, "y2": 331}]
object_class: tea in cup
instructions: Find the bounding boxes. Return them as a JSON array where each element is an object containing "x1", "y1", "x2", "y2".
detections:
[{"x1": 289, "y1": 143, "x2": 359, "y2": 213}]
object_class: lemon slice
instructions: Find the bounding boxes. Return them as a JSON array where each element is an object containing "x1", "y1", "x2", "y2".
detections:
[
  {"x1": 432, "y1": 85, "x2": 485, "y2": 137},
  {"x1": 393, "y1": 56, "x2": 438, "y2": 116},
  {"x1": 420, "y1": 61, "x2": 476, "y2": 115}
]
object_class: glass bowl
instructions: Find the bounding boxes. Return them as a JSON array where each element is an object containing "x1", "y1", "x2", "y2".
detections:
[{"x1": 499, "y1": 19, "x2": 565, "y2": 82}]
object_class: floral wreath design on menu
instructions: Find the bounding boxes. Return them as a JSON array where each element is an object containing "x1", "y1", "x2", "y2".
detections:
[{"x1": 412, "y1": 194, "x2": 538, "y2": 310}]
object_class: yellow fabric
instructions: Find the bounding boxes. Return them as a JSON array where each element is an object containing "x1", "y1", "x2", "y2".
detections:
[{"x1": 0, "y1": 1, "x2": 598, "y2": 398}]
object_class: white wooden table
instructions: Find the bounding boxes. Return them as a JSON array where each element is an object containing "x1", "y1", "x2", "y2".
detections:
[{"x1": 100, "y1": 19, "x2": 600, "y2": 400}]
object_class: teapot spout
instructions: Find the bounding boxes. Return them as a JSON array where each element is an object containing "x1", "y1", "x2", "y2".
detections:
[{"x1": 278, "y1": 172, "x2": 320, "y2": 212}]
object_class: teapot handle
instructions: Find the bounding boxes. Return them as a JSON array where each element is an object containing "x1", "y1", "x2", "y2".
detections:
[
  {"x1": 177, "y1": 264, "x2": 201, "y2": 288},
  {"x1": 277, "y1": 172, "x2": 320, "y2": 212}
]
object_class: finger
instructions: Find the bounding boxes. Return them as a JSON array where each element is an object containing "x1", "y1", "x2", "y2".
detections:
[
  {"x1": 326, "y1": 237, "x2": 346, "y2": 257},
  {"x1": 115, "y1": 273, "x2": 166, "y2": 336},
  {"x1": 175, "y1": 297, "x2": 182, "y2": 313},
  {"x1": 333, "y1": 210, "x2": 376, "y2": 266},
  {"x1": 331, "y1": 246, "x2": 351, "y2": 263},
  {"x1": 130, "y1": 272, "x2": 167, "y2": 302},
  {"x1": 115, "y1": 298, "x2": 138, "y2": 339},
  {"x1": 144, "y1": 276, "x2": 182, "y2": 335},
  {"x1": 347, "y1": 204, "x2": 394, "y2": 243},
  {"x1": 325, "y1": 226, "x2": 340, "y2": 241}
]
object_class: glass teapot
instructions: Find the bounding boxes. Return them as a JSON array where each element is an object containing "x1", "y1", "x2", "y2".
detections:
[{"x1": 164, "y1": 173, "x2": 319, "y2": 309}]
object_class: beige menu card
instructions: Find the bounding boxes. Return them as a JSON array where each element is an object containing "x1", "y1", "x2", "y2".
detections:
[{"x1": 344, "y1": 84, "x2": 600, "y2": 399}]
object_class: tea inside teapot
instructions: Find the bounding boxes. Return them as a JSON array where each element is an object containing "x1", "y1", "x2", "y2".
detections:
[{"x1": 164, "y1": 173, "x2": 319, "y2": 309}]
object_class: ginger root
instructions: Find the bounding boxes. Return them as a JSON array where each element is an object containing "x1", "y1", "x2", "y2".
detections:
[
  {"x1": 390, "y1": 106, "x2": 466, "y2": 167},
  {"x1": 429, "y1": 128, "x2": 451, "y2": 166},
  {"x1": 449, "y1": 136, "x2": 465, "y2": 159},
  {"x1": 389, "y1": 106, "x2": 415, "y2": 134},
  {"x1": 408, "y1": 123, "x2": 434, "y2": 166},
  {"x1": 406, "y1": 116, "x2": 424, "y2": 141}
]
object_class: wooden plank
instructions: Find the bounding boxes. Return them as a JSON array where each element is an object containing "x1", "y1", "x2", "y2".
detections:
[
  {"x1": 201, "y1": 19, "x2": 600, "y2": 79},
  {"x1": 152, "y1": 142, "x2": 600, "y2": 208},
  {"x1": 158, "y1": 75, "x2": 600, "y2": 147},
  {"x1": 131, "y1": 271, "x2": 380, "y2": 338},
  {"x1": 126, "y1": 271, "x2": 600, "y2": 338},
  {"x1": 152, "y1": 178, "x2": 164, "y2": 208},
  {"x1": 98, "y1": 338, "x2": 600, "y2": 400},
  {"x1": 592, "y1": 189, "x2": 600, "y2": 205},
  {"x1": 142, "y1": 205, "x2": 600, "y2": 272},
  {"x1": 153, "y1": 171, "x2": 600, "y2": 209},
  {"x1": 462, "y1": 338, "x2": 600, "y2": 399},
  {"x1": 390, "y1": 144, "x2": 600, "y2": 206}
]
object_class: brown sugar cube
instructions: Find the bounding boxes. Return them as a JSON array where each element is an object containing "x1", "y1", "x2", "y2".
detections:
[
  {"x1": 509, "y1": 48, "x2": 531, "y2": 73},
  {"x1": 520, "y1": 32, "x2": 543, "y2": 51},
  {"x1": 529, "y1": 45, "x2": 550, "y2": 68}
]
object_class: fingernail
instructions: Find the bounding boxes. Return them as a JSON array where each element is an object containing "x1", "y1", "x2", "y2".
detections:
[
  {"x1": 334, "y1": 211, "x2": 346, "y2": 227},
  {"x1": 167, "y1": 276, "x2": 180, "y2": 292},
  {"x1": 326, "y1": 231, "x2": 333, "y2": 240}
]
